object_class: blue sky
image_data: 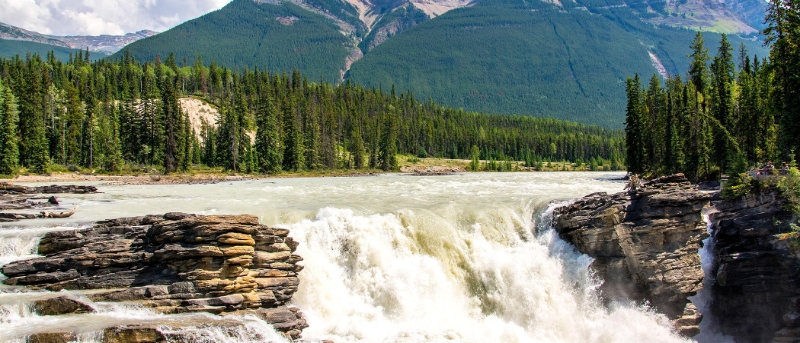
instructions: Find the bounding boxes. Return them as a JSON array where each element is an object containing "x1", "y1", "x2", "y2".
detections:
[{"x1": 0, "y1": 0, "x2": 233, "y2": 36}]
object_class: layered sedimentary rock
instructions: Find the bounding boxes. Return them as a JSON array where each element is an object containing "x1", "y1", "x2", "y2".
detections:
[
  {"x1": 708, "y1": 190, "x2": 800, "y2": 343},
  {"x1": 553, "y1": 174, "x2": 711, "y2": 336},
  {"x1": 2, "y1": 213, "x2": 308, "y2": 341}
]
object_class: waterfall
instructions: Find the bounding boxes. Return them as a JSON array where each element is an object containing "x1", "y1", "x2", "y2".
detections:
[
  {"x1": 0, "y1": 173, "x2": 696, "y2": 342},
  {"x1": 690, "y1": 208, "x2": 736, "y2": 343},
  {"x1": 290, "y1": 204, "x2": 691, "y2": 343}
]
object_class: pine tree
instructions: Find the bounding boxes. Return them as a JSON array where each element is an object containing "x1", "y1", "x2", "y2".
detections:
[
  {"x1": 710, "y1": 34, "x2": 736, "y2": 173},
  {"x1": 688, "y1": 33, "x2": 710, "y2": 102},
  {"x1": 0, "y1": 81, "x2": 19, "y2": 174},
  {"x1": 104, "y1": 103, "x2": 123, "y2": 172},
  {"x1": 161, "y1": 75, "x2": 180, "y2": 174},
  {"x1": 282, "y1": 96, "x2": 304, "y2": 171},
  {"x1": 378, "y1": 107, "x2": 398, "y2": 171},
  {"x1": 255, "y1": 95, "x2": 282, "y2": 173},
  {"x1": 18, "y1": 57, "x2": 49, "y2": 172},
  {"x1": 625, "y1": 75, "x2": 646, "y2": 174},
  {"x1": 349, "y1": 120, "x2": 366, "y2": 169},
  {"x1": 765, "y1": 0, "x2": 800, "y2": 163}
]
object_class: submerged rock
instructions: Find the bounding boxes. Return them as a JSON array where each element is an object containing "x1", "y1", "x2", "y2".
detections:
[
  {"x1": 32, "y1": 296, "x2": 94, "y2": 316},
  {"x1": 2, "y1": 213, "x2": 308, "y2": 341}
]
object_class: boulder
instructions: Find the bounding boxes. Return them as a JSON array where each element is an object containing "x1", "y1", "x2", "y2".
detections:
[{"x1": 32, "y1": 296, "x2": 94, "y2": 316}]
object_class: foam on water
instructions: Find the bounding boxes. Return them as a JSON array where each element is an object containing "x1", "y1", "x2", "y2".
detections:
[
  {"x1": 0, "y1": 225, "x2": 84, "y2": 268},
  {"x1": 290, "y1": 205, "x2": 691, "y2": 343},
  {"x1": 691, "y1": 209, "x2": 737, "y2": 343},
  {"x1": 0, "y1": 172, "x2": 696, "y2": 342},
  {"x1": 0, "y1": 289, "x2": 290, "y2": 342}
]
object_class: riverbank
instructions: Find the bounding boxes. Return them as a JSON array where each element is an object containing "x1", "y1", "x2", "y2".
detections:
[
  {"x1": 1, "y1": 158, "x2": 623, "y2": 185},
  {"x1": 0, "y1": 170, "x2": 386, "y2": 185},
  {"x1": 0, "y1": 155, "x2": 624, "y2": 186}
]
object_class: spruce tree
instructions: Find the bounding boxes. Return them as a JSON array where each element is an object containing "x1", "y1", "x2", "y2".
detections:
[
  {"x1": 710, "y1": 34, "x2": 735, "y2": 173},
  {"x1": 378, "y1": 108, "x2": 398, "y2": 171},
  {"x1": 282, "y1": 96, "x2": 304, "y2": 171},
  {"x1": 349, "y1": 120, "x2": 366, "y2": 169},
  {"x1": 625, "y1": 75, "x2": 646, "y2": 174},
  {"x1": 161, "y1": 75, "x2": 180, "y2": 174},
  {"x1": 0, "y1": 82, "x2": 19, "y2": 174},
  {"x1": 255, "y1": 95, "x2": 282, "y2": 173}
]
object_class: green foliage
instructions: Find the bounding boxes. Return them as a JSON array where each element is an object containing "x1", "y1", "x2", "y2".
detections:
[
  {"x1": 0, "y1": 80, "x2": 19, "y2": 174},
  {"x1": 721, "y1": 173, "x2": 756, "y2": 199},
  {"x1": 777, "y1": 168, "x2": 800, "y2": 215},
  {"x1": 624, "y1": 32, "x2": 783, "y2": 180},
  {"x1": 469, "y1": 145, "x2": 480, "y2": 171},
  {"x1": 0, "y1": 50, "x2": 625, "y2": 176},
  {"x1": 255, "y1": 95, "x2": 282, "y2": 174}
]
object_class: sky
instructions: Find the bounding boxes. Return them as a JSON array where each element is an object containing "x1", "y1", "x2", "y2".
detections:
[{"x1": 0, "y1": 0, "x2": 233, "y2": 36}]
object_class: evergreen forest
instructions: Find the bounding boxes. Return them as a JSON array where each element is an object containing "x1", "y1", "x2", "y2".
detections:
[
  {"x1": 0, "y1": 49, "x2": 624, "y2": 176},
  {"x1": 624, "y1": 0, "x2": 800, "y2": 180}
]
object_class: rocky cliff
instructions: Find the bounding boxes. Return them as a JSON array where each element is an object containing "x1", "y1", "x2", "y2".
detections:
[
  {"x1": 708, "y1": 190, "x2": 800, "y2": 343},
  {"x1": 553, "y1": 174, "x2": 800, "y2": 341},
  {"x1": 1, "y1": 212, "x2": 308, "y2": 342},
  {"x1": 553, "y1": 174, "x2": 710, "y2": 336}
]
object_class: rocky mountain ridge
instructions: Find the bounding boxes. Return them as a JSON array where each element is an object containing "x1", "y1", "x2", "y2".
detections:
[
  {"x1": 553, "y1": 174, "x2": 800, "y2": 342},
  {"x1": 0, "y1": 22, "x2": 157, "y2": 54}
]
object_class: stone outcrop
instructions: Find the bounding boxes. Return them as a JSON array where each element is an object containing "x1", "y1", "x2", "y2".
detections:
[
  {"x1": 2, "y1": 213, "x2": 308, "y2": 341},
  {"x1": 553, "y1": 174, "x2": 711, "y2": 336},
  {"x1": 554, "y1": 173, "x2": 800, "y2": 341},
  {"x1": 708, "y1": 189, "x2": 800, "y2": 343}
]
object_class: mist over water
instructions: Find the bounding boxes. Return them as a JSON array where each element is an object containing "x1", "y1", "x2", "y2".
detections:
[{"x1": 0, "y1": 172, "x2": 694, "y2": 342}]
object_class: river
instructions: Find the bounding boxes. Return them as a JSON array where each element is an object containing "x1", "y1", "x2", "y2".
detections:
[{"x1": 0, "y1": 172, "x2": 693, "y2": 342}]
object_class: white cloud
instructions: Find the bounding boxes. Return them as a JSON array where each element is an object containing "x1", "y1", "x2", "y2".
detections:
[{"x1": 0, "y1": 0, "x2": 233, "y2": 36}]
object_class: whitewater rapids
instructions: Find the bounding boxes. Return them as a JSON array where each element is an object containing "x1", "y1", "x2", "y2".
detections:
[{"x1": 0, "y1": 172, "x2": 693, "y2": 342}]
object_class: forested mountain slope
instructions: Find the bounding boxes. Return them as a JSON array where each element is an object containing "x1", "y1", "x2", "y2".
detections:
[
  {"x1": 348, "y1": 0, "x2": 766, "y2": 127},
  {"x1": 110, "y1": 0, "x2": 768, "y2": 128}
]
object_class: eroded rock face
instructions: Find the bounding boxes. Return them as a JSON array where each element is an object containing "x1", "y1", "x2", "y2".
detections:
[
  {"x1": 708, "y1": 190, "x2": 800, "y2": 343},
  {"x1": 553, "y1": 174, "x2": 710, "y2": 336},
  {"x1": 2, "y1": 213, "x2": 308, "y2": 340}
]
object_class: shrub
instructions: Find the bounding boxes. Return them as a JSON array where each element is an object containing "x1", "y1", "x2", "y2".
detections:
[{"x1": 721, "y1": 173, "x2": 756, "y2": 200}]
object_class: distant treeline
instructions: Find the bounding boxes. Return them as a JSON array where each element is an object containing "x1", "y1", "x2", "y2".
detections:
[
  {"x1": 624, "y1": 0, "x2": 800, "y2": 180},
  {"x1": 0, "y1": 50, "x2": 624, "y2": 175}
]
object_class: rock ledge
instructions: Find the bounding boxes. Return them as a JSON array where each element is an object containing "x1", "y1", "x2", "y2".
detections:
[{"x1": 2, "y1": 212, "x2": 308, "y2": 341}]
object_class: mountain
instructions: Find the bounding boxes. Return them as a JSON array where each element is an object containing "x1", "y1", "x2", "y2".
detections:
[
  {"x1": 0, "y1": 38, "x2": 104, "y2": 61},
  {"x1": 114, "y1": 0, "x2": 769, "y2": 127},
  {"x1": 0, "y1": 22, "x2": 157, "y2": 55},
  {"x1": 112, "y1": 0, "x2": 354, "y2": 82}
]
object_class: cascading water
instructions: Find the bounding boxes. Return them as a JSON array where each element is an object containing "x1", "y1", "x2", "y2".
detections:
[
  {"x1": 0, "y1": 173, "x2": 697, "y2": 342},
  {"x1": 691, "y1": 209, "x2": 736, "y2": 343},
  {"x1": 289, "y1": 202, "x2": 690, "y2": 343}
]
